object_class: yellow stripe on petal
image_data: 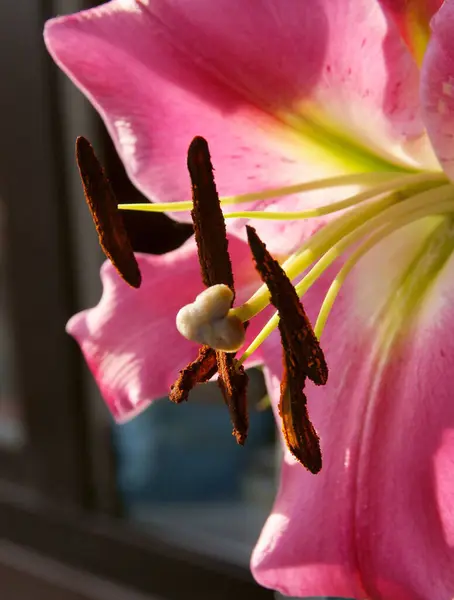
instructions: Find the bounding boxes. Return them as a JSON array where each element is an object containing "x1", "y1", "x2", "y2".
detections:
[
  {"x1": 277, "y1": 100, "x2": 439, "y2": 175},
  {"x1": 386, "y1": 1, "x2": 441, "y2": 67},
  {"x1": 278, "y1": 106, "x2": 418, "y2": 175},
  {"x1": 401, "y1": 6, "x2": 432, "y2": 66}
]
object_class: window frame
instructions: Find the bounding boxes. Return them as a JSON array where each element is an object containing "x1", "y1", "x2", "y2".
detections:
[{"x1": 0, "y1": 3, "x2": 275, "y2": 598}]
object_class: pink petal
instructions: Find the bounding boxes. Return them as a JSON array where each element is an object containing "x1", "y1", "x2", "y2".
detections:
[
  {"x1": 420, "y1": 0, "x2": 454, "y2": 180},
  {"x1": 67, "y1": 234, "x2": 266, "y2": 422},
  {"x1": 45, "y1": 0, "x2": 436, "y2": 253},
  {"x1": 252, "y1": 220, "x2": 454, "y2": 598}
]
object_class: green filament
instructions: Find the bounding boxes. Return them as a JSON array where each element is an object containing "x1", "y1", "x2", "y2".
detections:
[
  {"x1": 231, "y1": 177, "x2": 447, "y2": 322},
  {"x1": 237, "y1": 183, "x2": 454, "y2": 363},
  {"x1": 117, "y1": 172, "x2": 412, "y2": 213}
]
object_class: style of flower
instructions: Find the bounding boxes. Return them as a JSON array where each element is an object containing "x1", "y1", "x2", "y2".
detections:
[{"x1": 45, "y1": 1, "x2": 454, "y2": 598}]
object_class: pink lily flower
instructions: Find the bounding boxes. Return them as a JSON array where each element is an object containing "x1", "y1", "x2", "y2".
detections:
[{"x1": 44, "y1": 1, "x2": 454, "y2": 598}]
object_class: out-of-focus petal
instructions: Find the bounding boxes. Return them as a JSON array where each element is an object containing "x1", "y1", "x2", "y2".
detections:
[
  {"x1": 67, "y1": 234, "x2": 265, "y2": 422},
  {"x1": 378, "y1": 0, "x2": 443, "y2": 64},
  {"x1": 420, "y1": 0, "x2": 454, "y2": 181},
  {"x1": 45, "y1": 0, "x2": 438, "y2": 252},
  {"x1": 252, "y1": 218, "x2": 454, "y2": 599}
]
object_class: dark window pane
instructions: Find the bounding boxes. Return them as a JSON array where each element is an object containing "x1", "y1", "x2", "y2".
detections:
[
  {"x1": 0, "y1": 201, "x2": 25, "y2": 450},
  {"x1": 113, "y1": 368, "x2": 277, "y2": 566}
]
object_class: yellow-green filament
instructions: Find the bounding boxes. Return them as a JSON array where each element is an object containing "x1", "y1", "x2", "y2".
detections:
[
  {"x1": 223, "y1": 173, "x2": 445, "y2": 220},
  {"x1": 214, "y1": 172, "x2": 408, "y2": 207},
  {"x1": 237, "y1": 183, "x2": 454, "y2": 364},
  {"x1": 294, "y1": 184, "x2": 454, "y2": 293},
  {"x1": 237, "y1": 313, "x2": 280, "y2": 365},
  {"x1": 119, "y1": 164, "x2": 450, "y2": 365},
  {"x1": 231, "y1": 191, "x2": 399, "y2": 322},
  {"x1": 231, "y1": 175, "x2": 447, "y2": 323},
  {"x1": 314, "y1": 204, "x2": 454, "y2": 339},
  {"x1": 119, "y1": 201, "x2": 194, "y2": 213},
  {"x1": 117, "y1": 172, "x2": 415, "y2": 214}
]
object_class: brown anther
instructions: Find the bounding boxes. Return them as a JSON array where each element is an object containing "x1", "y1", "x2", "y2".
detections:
[
  {"x1": 169, "y1": 137, "x2": 248, "y2": 444},
  {"x1": 246, "y1": 225, "x2": 327, "y2": 473},
  {"x1": 169, "y1": 345, "x2": 217, "y2": 403},
  {"x1": 280, "y1": 368, "x2": 322, "y2": 474},
  {"x1": 216, "y1": 353, "x2": 249, "y2": 445},
  {"x1": 187, "y1": 136, "x2": 235, "y2": 293},
  {"x1": 246, "y1": 226, "x2": 328, "y2": 386},
  {"x1": 75, "y1": 136, "x2": 141, "y2": 288}
]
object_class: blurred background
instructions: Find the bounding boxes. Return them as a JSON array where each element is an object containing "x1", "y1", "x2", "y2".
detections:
[{"x1": 0, "y1": 2, "x2": 350, "y2": 599}]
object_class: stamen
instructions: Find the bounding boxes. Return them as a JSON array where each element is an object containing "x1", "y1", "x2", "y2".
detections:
[
  {"x1": 314, "y1": 198, "x2": 454, "y2": 339},
  {"x1": 232, "y1": 175, "x2": 447, "y2": 322},
  {"x1": 238, "y1": 183, "x2": 454, "y2": 363},
  {"x1": 280, "y1": 384, "x2": 322, "y2": 474},
  {"x1": 246, "y1": 225, "x2": 327, "y2": 473},
  {"x1": 188, "y1": 137, "x2": 235, "y2": 290},
  {"x1": 216, "y1": 352, "x2": 249, "y2": 445},
  {"x1": 75, "y1": 136, "x2": 141, "y2": 288},
  {"x1": 246, "y1": 226, "x2": 328, "y2": 386},
  {"x1": 294, "y1": 184, "x2": 454, "y2": 295},
  {"x1": 223, "y1": 172, "x2": 446, "y2": 220},
  {"x1": 171, "y1": 136, "x2": 249, "y2": 445},
  {"x1": 117, "y1": 172, "x2": 413, "y2": 213},
  {"x1": 170, "y1": 346, "x2": 217, "y2": 403},
  {"x1": 232, "y1": 189, "x2": 401, "y2": 323}
]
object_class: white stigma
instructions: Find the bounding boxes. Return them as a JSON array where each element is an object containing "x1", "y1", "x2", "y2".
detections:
[{"x1": 176, "y1": 284, "x2": 245, "y2": 352}]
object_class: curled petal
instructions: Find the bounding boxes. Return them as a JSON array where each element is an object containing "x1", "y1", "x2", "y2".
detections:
[
  {"x1": 421, "y1": 0, "x2": 454, "y2": 180},
  {"x1": 67, "y1": 234, "x2": 264, "y2": 422},
  {"x1": 252, "y1": 218, "x2": 454, "y2": 599}
]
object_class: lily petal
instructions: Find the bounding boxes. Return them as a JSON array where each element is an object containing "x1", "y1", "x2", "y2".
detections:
[
  {"x1": 421, "y1": 0, "x2": 454, "y2": 181},
  {"x1": 67, "y1": 234, "x2": 266, "y2": 422},
  {"x1": 252, "y1": 218, "x2": 454, "y2": 599},
  {"x1": 45, "y1": 0, "x2": 437, "y2": 252}
]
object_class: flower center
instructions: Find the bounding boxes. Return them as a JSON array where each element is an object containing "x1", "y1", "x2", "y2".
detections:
[{"x1": 119, "y1": 169, "x2": 452, "y2": 358}]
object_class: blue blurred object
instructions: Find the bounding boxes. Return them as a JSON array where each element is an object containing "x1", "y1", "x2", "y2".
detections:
[{"x1": 113, "y1": 372, "x2": 274, "y2": 505}]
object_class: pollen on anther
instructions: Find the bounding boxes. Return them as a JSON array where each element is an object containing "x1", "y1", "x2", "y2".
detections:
[{"x1": 75, "y1": 136, "x2": 141, "y2": 288}]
